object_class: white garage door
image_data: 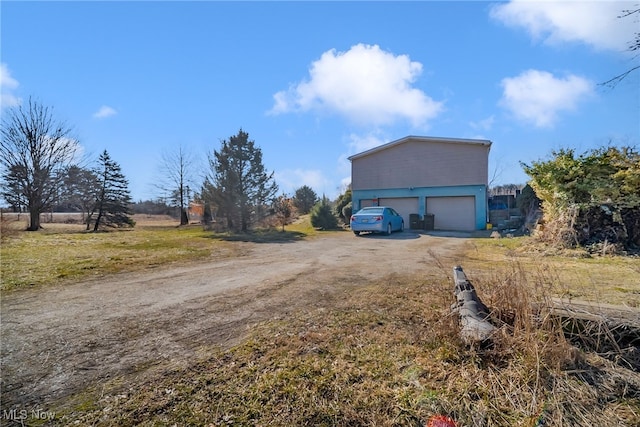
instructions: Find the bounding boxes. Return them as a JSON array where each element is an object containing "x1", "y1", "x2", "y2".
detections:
[
  {"x1": 359, "y1": 199, "x2": 374, "y2": 208},
  {"x1": 427, "y1": 196, "x2": 475, "y2": 231},
  {"x1": 379, "y1": 197, "x2": 419, "y2": 226}
]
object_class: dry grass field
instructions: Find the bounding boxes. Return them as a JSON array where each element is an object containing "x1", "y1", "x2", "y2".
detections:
[
  {"x1": 1, "y1": 214, "x2": 259, "y2": 290},
  {"x1": 1, "y1": 214, "x2": 638, "y2": 426}
]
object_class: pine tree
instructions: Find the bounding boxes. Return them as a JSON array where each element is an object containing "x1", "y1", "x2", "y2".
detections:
[
  {"x1": 334, "y1": 187, "x2": 352, "y2": 222},
  {"x1": 293, "y1": 185, "x2": 318, "y2": 214},
  {"x1": 60, "y1": 165, "x2": 100, "y2": 224},
  {"x1": 205, "y1": 129, "x2": 278, "y2": 232},
  {"x1": 89, "y1": 150, "x2": 134, "y2": 231},
  {"x1": 310, "y1": 196, "x2": 338, "y2": 230}
]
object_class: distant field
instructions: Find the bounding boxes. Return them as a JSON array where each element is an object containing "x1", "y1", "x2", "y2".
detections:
[
  {"x1": 0, "y1": 213, "x2": 316, "y2": 290},
  {"x1": 1, "y1": 212, "x2": 179, "y2": 229}
]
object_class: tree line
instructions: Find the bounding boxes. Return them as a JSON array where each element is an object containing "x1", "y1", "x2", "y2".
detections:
[
  {"x1": 11, "y1": 99, "x2": 636, "y2": 252},
  {"x1": 0, "y1": 98, "x2": 342, "y2": 233}
]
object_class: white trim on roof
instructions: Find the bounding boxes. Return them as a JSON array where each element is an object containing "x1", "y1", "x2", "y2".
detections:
[{"x1": 347, "y1": 135, "x2": 492, "y2": 161}]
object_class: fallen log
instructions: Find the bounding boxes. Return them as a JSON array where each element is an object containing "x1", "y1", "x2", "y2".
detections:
[
  {"x1": 451, "y1": 265, "x2": 496, "y2": 344},
  {"x1": 450, "y1": 265, "x2": 640, "y2": 367},
  {"x1": 545, "y1": 299, "x2": 640, "y2": 369}
]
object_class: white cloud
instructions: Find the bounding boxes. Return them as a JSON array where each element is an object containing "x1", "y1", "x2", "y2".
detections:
[
  {"x1": 0, "y1": 63, "x2": 21, "y2": 109},
  {"x1": 93, "y1": 105, "x2": 118, "y2": 119},
  {"x1": 500, "y1": 69, "x2": 593, "y2": 128},
  {"x1": 336, "y1": 132, "x2": 388, "y2": 188},
  {"x1": 469, "y1": 115, "x2": 495, "y2": 132},
  {"x1": 490, "y1": 1, "x2": 636, "y2": 52},
  {"x1": 269, "y1": 44, "x2": 444, "y2": 127},
  {"x1": 345, "y1": 132, "x2": 387, "y2": 156},
  {"x1": 0, "y1": 63, "x2": 18, "y2": 90}
]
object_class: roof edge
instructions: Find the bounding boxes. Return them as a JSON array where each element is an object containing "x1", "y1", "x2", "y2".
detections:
[{"x1": 348, "y1": 135, "x2": 492, "y2": 161}]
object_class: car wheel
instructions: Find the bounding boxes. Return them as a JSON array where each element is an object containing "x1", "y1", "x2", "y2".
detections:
[
  {"x1": 386, "y1": 223, "x2": 392, "y2": 235},
  {"x1": 353, "y1": 231, "x2": 360, "y2": 236},
  {"x1": 400, "y1": 221, "x2": 404, "y2": 232}
]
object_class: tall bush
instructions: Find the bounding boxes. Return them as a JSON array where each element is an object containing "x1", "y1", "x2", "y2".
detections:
[
  {"x1": 334, "y1": 187, "x2": 351, "y2": 222},
  {"x1": 522, "y1": 146, "x2": 640, "y2": 251},
  {"x1": 310, "y1": 197, "x2": 338, "y2": 230}
]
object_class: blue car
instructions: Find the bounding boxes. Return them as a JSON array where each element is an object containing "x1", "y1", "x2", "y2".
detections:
[{"x1": 350, "y1": 206, "x2": 404, "y2": 236}]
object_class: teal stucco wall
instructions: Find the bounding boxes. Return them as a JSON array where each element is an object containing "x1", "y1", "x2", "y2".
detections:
[{"x1": 352, "y1": 184, "x2": 488, "y2": 230}]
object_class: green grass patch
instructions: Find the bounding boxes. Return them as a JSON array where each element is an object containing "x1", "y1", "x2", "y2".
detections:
[
  {"x1": 0, "y1": 217, "x2": 323, "y2": 290},
  {"x1": 1, "y1": 224, "x2": 235, "y2": 290}
]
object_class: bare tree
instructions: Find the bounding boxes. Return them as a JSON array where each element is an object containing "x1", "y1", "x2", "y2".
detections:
[
  {"x1": 601, "y1": 8, "x2": 640, "y2": 88},
  {"x1": 155, "y1": 145, "x2": 197, "y2": 225},
  {"x1": 0, "y1": 98, "x2": 78, "y2": 230}
]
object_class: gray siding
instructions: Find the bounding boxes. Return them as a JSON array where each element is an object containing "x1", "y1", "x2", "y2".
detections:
[{"x1": 351, "y1": 138, "x2": 489, "y2": 190}]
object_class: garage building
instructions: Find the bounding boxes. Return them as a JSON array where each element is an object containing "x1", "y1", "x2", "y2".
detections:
[{"x1": 349, "y1": 135, "x2": 492, "y2": 231}]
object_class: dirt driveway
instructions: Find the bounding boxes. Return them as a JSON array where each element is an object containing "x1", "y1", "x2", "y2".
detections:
[{"x1": 1, "y1": 230, "x2": 470, "y2": 410}]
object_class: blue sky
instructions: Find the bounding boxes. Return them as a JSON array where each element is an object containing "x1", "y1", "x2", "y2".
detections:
[{"x1": 2, "y1": 1, "x2": 638, "y2": 201}]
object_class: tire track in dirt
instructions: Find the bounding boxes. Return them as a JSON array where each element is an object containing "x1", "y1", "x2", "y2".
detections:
[{"x1": 1, "y1": 231, "x2": 468, "y2": 408}]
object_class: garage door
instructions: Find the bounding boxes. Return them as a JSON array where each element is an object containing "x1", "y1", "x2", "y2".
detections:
[
  {"x1": 359, "y1": 199, "x2": 374, "y2": 209},
  {"x1": 379, "y1": 197, "x2": 419, "y2": 226},
  {"x1": 426, "y1": 196, "x2": 475, "y2": 231}
]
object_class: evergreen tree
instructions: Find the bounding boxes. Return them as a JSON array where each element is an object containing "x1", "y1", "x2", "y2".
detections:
[
  {"x1": 60, "y1": 165, "x2": 100, "y2": 222},
  {"x1": 341, "y1": 202, "x2": 353, "y2": 223},
  {"x1": 293, "y1": 185, "x2": 318, "y2": 214},
  {"x1": 310, "y1": 196, "x2": 338, "y2": 230},
  {"x1": 89, "y1": 150, "x2": 134, "y2": 231},
  {"x1": 205, "y1": 129, "x2": 278, "y2": 232},
  {"x1": 516, "y1": 184, "x2": 540, "y2": 218},
  {"x1": 2, "y1": 165, "x2": 29, "y2": 212},
  {"x1": 334, "y1": 187, "x2": 352, "y2": 222}
]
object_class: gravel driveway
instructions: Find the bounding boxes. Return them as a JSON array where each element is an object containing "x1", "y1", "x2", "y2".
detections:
[{"x1": 1, "y1": 230, "x2": 469, "y2": 410}]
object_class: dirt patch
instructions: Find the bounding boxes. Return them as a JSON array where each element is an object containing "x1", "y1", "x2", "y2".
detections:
[{"x1": 0, "y1": 230, "x2": 468, "y2": 410}]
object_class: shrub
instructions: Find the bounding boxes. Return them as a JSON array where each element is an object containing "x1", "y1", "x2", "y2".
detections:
[
  {"x1": 522, "y1": 146, "x2": 640, "y2": 252},
  {"x1": 341, "y1": 202, "x2": 352, "y2": 224},
  {"x1": 310, "y1": 198, "x2": 338, "y2": 230},
  {"x1": 334, "y1": 188, "x2": 351, "y2": 222}
]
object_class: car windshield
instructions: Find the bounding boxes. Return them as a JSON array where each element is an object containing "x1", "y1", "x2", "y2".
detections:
[{"x1": 359, "y1": 207, "x2": 384, "y2": 215}]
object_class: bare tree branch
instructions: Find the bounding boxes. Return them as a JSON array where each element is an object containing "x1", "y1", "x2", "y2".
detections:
[
  {"x1": 0, "y1": 98, "x2": 78, "y2": 230},
  {"x1": 601, "y1": 7, "x2": 640, "y2": 87}
]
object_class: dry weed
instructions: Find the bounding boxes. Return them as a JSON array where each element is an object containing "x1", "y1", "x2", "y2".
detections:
[{"x1": 55, "y1": 267, "x2": 639, "y2": 426}]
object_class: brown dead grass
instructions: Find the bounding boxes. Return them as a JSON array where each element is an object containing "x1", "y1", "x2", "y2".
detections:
[
  {"x1": 4, "y1": 217, "x2": 638, "y2": 425},
  {"x1": 57, "y1": 267, "x2": 639, "y2": 426},
  {"x1": 462, "y1": 236, "x2": 640, "y2": 307},
  {"x1": 0, "y1": 214, "x2": 236, "y2": 290}
]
